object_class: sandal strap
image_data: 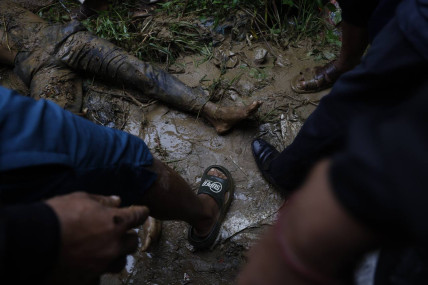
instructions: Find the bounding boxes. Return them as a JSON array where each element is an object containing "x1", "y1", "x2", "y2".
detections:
[
  {"x1": 198, "y1": 172, "x2": 231, "y2": 209},
  {"x1": 318, "y1": 61, "x2": 340, "y2": 83},
  {"x1": 294, "y1": 61, "x2": 340, "y2": 93},
  {"x1": 188, "y1": 165, "x2": 234, "y2": 250}
]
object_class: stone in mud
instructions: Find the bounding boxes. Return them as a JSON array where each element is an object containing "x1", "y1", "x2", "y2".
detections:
[
  {"x1": 213, "y1": 42, "x2": 239, "y2": 69},
  {"x1": 275, "y1": 54, "x2": 291, "y2": 67},
  {"x1": 253, "y1": 48, "x2": 268, "y2": 65},
  {"x1": 280, "y1": 112, "x2": 303, "y2": 147}
]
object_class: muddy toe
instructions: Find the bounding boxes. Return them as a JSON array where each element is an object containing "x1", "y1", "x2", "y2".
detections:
[
  {"x1": 247, "y1": 101, "x2": 262, "y2": 115},
  {"x1": 139, "y1": 217, "x2": 162, "y2": 252}
]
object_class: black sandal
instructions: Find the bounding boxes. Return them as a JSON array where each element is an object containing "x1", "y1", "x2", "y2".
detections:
[{"x1": 188, "y1": 165, "x2": 234, "y2": 250}]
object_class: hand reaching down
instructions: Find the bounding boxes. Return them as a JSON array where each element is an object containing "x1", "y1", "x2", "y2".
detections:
[{"x1": 45, "y1": 192, "x2": 149, "y2": 284}]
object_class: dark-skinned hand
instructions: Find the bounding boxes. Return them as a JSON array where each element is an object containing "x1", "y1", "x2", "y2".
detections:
[{"x1": 45, "y1": 192, "x2": 149, "y2": 285}]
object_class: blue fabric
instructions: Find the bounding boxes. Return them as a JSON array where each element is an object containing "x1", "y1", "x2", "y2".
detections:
[{"x1": 0, "y1": 86, "x2": 157, "y2": 205}]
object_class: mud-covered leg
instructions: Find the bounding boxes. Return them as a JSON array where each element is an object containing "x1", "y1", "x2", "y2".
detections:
[
  {"x1": 30, "y1": 66, "x2": 83, "y2": 113},
  {"x1": 57, "y1": 32, "x2": 207, "y2": 112},
  {"x1": 57, "y1": 32, "x2": 261, "y2": 133},
  {"x1": 0, "y1": 1, "x2": 84, "y2": 113}
]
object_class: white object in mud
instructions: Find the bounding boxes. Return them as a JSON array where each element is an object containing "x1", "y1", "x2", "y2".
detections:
[{"x1": 253, "y1": 48, "x2": 268, "y2": 65}]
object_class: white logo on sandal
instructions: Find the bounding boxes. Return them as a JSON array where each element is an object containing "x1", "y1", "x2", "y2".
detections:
[{"x1": 202, "y1": 179, "x2": 222, "y2": 193}]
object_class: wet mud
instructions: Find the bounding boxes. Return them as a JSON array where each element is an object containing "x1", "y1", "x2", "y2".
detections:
[
  {"x1": 1, "y1": 1, "x2": 262, "y2": 133},
  {"x1": 0, "y1": 5, "x2": 333, "y2": 284},
  {"x1": 94, "y1": 42, "x2": 327, "y2": 284}
]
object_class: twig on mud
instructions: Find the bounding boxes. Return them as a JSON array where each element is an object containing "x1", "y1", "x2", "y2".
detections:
[
  {"x1": 58, "y1": 0, "x2": 71, "y2": 13},
  {"x1": 91, "y1": 112, "x2": 106, "y2": 126},
  {"x1": 2, "y1": 16, "x2": 11, "y2": 52},
  {"x1": 165, "y1": 158, "x2": 186, "y2": 164},
  {"x1": 252, "y1": 17, "x2": 278, "y2": 59},
  {"x1": 284, "y1": 94, "x2": 319, "y2": 106},
  {"x1": 123, "y1": 89, "x2": 158, "y2": 109},
  {"x1": 140, "y1": 30, "x2": 154, "y2": 45},
  {"x1": 229, "y1": 155, "x2": 248, "y2": 177},
  {"x1": 241, "y1": 7, "x2": 278, "y2": 58},
  {"x1": 139, "y1": 18, "x2": 154, "y2": 45},
  {"x1": 87, "y1": 86, "x2": 158, "y2": 108},
  {"x1": 118, "y1": 104, "x2": 129, "y2": 130}
]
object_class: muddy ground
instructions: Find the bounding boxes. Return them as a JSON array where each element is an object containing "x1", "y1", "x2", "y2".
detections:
[
  {"x1": 0, "y1": 21, "x2": 332, "y2": 285},
  {"x1": 97, "y1": 41, "x2": 330, "y2": 285},
  {"x1": 100, "y1": 43, "x2": 328, "y2": 285}
]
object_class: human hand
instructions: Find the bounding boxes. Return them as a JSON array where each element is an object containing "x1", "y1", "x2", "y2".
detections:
[{"x1": 45, "y1": 192, "x2": 149, "y2": 284}]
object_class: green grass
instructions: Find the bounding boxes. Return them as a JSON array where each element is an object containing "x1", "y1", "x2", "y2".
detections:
[
  {"x1": 159, "y1": 0, "x2": 335, "y2": 42},
  {"x1": 37, "y1": 0, "x2": 340, "y2": 65}
]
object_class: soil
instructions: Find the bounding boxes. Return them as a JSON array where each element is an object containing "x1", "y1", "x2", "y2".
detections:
[
  {"x1": 93, "y1": 42, "x2": 329, "y2": 285},
  {"x1": 0, "y1": 7, "x2": 334, "y2": 285}
]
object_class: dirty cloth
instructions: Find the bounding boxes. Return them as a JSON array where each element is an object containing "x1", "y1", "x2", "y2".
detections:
[{"x1": 0, "y1": 86, "x2": 157, "y2": 283}]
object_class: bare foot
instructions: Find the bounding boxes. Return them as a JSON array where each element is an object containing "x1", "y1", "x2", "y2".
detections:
[
  {"x1": 139, "y1": 216, "x2": 162, "y2": 252},
  {"x1": 193, "y1": 168, "x2": 228, "y2": 237},
  {"x1": 202, "y1": 101, "x2": 262, "y2": 135}
]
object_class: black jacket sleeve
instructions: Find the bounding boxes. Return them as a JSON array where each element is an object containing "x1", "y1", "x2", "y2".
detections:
[{"x1": 0, "y1": 202, "x2": 60, "y2": 283}]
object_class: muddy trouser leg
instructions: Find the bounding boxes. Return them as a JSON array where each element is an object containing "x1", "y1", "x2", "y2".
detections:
[
  {"x1": 0, "y1": 1, "x2": 85, "y2": 113},
  {"x1": 56, "y1": 32, "x2": 208, "y2": 114},
  {"x1": 268, "y1": 19, "x2": 427, "y2": 192},
  {"x1": 27, "y1": 65, "x2": 83, "y2": 113},
  {"x1": 14, "y1": 49, "x2": 84, "y2": 114}
]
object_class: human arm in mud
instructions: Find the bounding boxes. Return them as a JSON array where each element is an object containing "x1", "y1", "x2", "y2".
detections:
[{"x1": 0, "y1": 193, "x2": 148, "y2": 284}]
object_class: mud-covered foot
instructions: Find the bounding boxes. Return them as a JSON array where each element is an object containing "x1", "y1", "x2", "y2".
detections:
[
  {"x1": 188, "y1": 166, "x2": 234, "y2": 250},
  {"x1": 139, "y1": 216, "x2": 162, "y2": 252},
  {"x1": 203, "y1": 101, "x2": 262, "y2": 135}
]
